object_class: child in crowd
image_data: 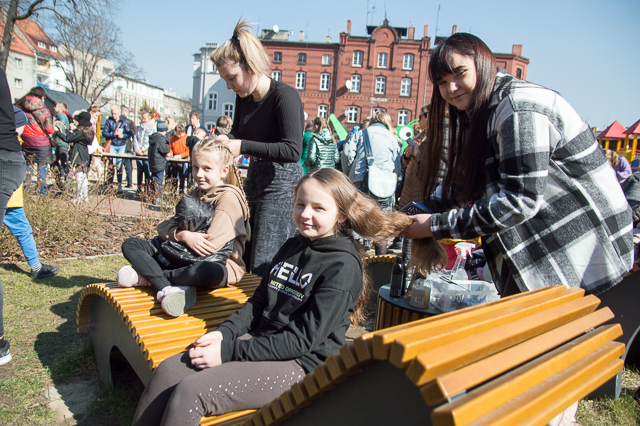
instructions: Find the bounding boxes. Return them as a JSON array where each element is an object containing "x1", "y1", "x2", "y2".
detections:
[
  {"x1": 131, "y1": 168, "x2": 434, "y2": 425},
  {"x1": 148, "y1": 121, "x2": 171, "y2": 204},
  {"x1": 52, "y1": 112, "x2": 96, "y2": 202},
  {"x1": 169, "y1": 123, "x2": 189, "y2": 193},
  {"x1": 185, "y1": 127, "x2": 208, "y2": 188},
  {"x1": 214, "y1": 115, "x2": 232, "y2": 137},
  {"x1": 304, "y1": 117, "x2": 339, "y2": 171},
  {"x1": 52, "y1": 102, "x2": 71, "y2": 183},
  {"x1": 118, "y1": 139, "x2": 250, "y2": 318}
]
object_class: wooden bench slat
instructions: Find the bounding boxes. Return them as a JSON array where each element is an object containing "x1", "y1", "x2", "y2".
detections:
[
  {"x1": 421, "y1": 308, "x2": 617, "y2": 405},
  {"x1": 372, "y1": 286, "x2": 577, "y2": 360},
  {"x1": 431, "y1": 328, "x2": 624, "y2": 426},
  {"x1": 198, "y1": 410, "x2": 257, "y2": 426}
]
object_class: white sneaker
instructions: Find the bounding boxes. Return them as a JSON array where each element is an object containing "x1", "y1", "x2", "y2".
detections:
[
  {"x1": 156, "y1": 286, "x2": 197, "y2": 317},
  {"x1": 116, "y1": 266, "x2": 151, "y2": 288}
]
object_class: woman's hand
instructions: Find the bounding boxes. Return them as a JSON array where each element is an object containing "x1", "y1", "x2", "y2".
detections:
[
  {"x1": 220, "y1": 139, "x2": 241, "y2": 157},
  {"x1": 215, "y1": 134, "x2": 230, "y2": 143},
  {"x1": 176, "y1": 230, "x2": 217, "y2": 256},
  {"x1": 399, "y1": 214, "x2": 433, "y2": 239},
  {"x1": 189, "y1": 338, "x2": 222, "y2": 369}
]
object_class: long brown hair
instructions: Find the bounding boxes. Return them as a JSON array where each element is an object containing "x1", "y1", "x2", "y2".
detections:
[
  {"x1": 296, "y1": 169, "x2": 446, "y2": 325},
  {"x1": 419, "y1": 33, "x2": 497, "y2": 207},
  {"x1": 77, "y1": 125, "x2": 95, "y2": 142}
]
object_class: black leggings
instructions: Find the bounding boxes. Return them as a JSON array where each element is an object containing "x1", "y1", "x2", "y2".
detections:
[
  {"x1": 132, "y1": 336, "x2": 305, "y2": 426},
  {"x1": 121, "y1": 237, "x2": 227, "y2": 291}
]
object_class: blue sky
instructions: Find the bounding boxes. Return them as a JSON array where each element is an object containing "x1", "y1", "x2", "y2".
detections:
[{"x1": 114, "y1": 0, "x2": 639, "y2": 130}]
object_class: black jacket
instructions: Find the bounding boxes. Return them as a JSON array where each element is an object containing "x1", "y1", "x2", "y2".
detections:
[
  {"x1": 148, "y1": 132, "x2": 170, "y2": 173},
  {"x1": 217, "y1": 233, "x2": 362, "y2": 372},
  {"x1": 54, "y1": 129, "x2": 92, "y2": 166},
  {"x1": 0, "y1": 69, "x2": 20, "y2": 152}
]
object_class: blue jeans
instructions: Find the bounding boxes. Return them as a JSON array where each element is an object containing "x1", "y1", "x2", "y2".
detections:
[
  {"x1": 136, "y1": 159, "x2": 151, "y2": 188},
  {"x1": 152, "y1": 170, "x2": 164, "y2": 197},
  {"x1": 0, "y1": 150, "x2": 27, "y2": 338},
  {"x1": 4, "y1": 207, "x2": 38, "y2": 266},
  {"x1": 110, "y1": 144, "x2": 126, "y2": 185},
  {"x1": 25, "y1": 162, "x2": 48, "y2": 195}
]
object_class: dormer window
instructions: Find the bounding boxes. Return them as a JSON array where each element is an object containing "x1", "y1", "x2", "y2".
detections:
[
  {"x1": 50, "y1": 45, "x2": 57, "y2": 52},
  {"x1": 38, "y1": 41, "x2": 46, "y2": 49}
]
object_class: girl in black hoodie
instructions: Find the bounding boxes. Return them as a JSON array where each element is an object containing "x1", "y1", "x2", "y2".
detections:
[
  {"x1": 53, "y1": 111, "x2": 94, "y2": 202},
  {"x1": 133, "y1": 168, "x2": 446, "y2": 425}
]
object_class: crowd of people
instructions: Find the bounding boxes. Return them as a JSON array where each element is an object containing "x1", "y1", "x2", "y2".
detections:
[{"x1": 0, "y1": 20, "x2": 637, "y2": 426}]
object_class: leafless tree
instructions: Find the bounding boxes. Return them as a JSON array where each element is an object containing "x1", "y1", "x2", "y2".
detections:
[
  {"x1": 0, "y1": 0, "x2": 117, "y2": 71},
  {"x1": 52, "y1": 10, "x2": 139, "y2": 106}
]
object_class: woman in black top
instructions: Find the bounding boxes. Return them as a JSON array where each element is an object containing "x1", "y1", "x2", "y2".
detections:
[{"x1": 212, "y1": 20, "x2": 304, "y2": 277}]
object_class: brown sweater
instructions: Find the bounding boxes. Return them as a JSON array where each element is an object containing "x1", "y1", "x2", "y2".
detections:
[{"x1": 156, "y1": 184, "x2": 249, "y2": 284}]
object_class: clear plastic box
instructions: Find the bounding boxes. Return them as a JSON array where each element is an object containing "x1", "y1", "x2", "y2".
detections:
[{"x1": 428, "y1": 279, "x2": 499, "y2": 312}]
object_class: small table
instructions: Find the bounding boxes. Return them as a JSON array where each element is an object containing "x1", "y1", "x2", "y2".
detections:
[{"x1": 375, "y1": 284, "x2": 441, "y2": 330}]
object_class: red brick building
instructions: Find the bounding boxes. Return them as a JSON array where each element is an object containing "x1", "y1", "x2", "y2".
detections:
[{"x1": 262, "y1": 20, "x2": 529, "y2": 131}]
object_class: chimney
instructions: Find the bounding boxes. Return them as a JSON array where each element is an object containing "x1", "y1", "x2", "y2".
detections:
[
  {"x1": 326, "y1": 35, "x2": 332, "y2": 43},
  {"x1": 512, "y1": 44, "x2": 523, "y2": 56},
  {"x1": 452, "y1": 25, "x2": 457, "y2": 34},
  {"x1": 424, "y1": 25, "x2": 428, "y2": 38},
  {"x1": 347, "y1": 20, "x2": 352, "y2": 35},
  {"x1": 299, "y1": 31, "x2": 304, "y2": 42},
  {"x1": 408, "y1": 26, "x2": 415, "y2": 40}
]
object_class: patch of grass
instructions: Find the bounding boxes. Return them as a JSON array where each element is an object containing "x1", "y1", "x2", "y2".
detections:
[
  {"x1": 577, "y1": 368, "x2": 640, "y2": 425},
  {"x1": 0, "y1": 256, "x2": 134, "y2": 425}
]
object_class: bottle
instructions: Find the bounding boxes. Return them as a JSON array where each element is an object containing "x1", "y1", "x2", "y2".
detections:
[
  {"x1": 401, "y1": 237, "x2": 411, "y2": 295},
  {"x1": 450, "y1": 242, "x2": 476, "y2": 281},
  {"x1": 389, "y1": 256, "x2": 404, "y2": 297}
]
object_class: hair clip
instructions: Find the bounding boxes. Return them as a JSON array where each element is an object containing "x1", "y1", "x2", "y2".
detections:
[{"x1": 231, "y1": 35, "x2": 240, "y2": 44}]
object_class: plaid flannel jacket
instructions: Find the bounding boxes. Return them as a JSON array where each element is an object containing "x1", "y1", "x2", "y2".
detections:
[{"x1": 430, "y1": 71, "x2": 633, "y2": 295}]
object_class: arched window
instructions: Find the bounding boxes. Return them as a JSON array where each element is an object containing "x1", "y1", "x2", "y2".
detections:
[
  {"x1": 272, "y1": 70, "x2": 281, "y2": 81},
  {"x1": 397, "y1": 110, "x2": 409, "y2": 126},
  {"x1": 296, "y1": 72, "x2": 306, "y2": 90},
  {"x1": 400, "y1": 78, "x2": 411, "y2": 96},
  {"x1": 375, "y1": 76, "x2": 386, "y2": 95},
  {"x1": 350, "y1": 75, "x2": 361, "y2": 92},
  {"x1": 318, "y1": 104, "x2": 328, "y2": 119},
  {"x1": 320, "y1": 73, "x2": 331, "y2": 91},
  {"x1": 346, "y1": 106, "x2": 359, "y2": 123}
]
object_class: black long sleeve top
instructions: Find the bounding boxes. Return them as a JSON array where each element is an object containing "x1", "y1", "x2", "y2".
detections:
[
  {"x1": 217, "y1": 234, "x2": 363, "y2": 372},
  {"x1": 0, "y1": 69, "x2": 20, "y2": 152},
  {"x1": 230, "y1": 79, "x2": 304, "y2": 163}
]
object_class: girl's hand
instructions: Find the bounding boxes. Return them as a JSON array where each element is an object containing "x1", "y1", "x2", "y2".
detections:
[
  {"x1": 404, "y1": 146, "x2": 415, "y2": 157},
  {"x1": 399, "y1": 214, "x2": 433, "y2": 239},
  {"x1": 193, "y1": 331, "x2": 223, "y2": 347},
  {"x1": 176, "y1": 230, "x2": 217, "y2": 256},
  {"x1": 189, "y1": 339, "x2": 222, "y2": 369}
]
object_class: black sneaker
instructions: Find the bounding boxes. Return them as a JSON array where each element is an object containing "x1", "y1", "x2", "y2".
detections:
[
  {"x1": 32, "y1": 264, "x2": 61, "y2": 279},
  {"x1": 0, "y1": 339, "x2": 11, "y2": 366}
]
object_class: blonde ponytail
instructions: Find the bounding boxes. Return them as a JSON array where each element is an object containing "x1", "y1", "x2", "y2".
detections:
[{"x1": 211, "y1": 19, "x2": 271, "y2": 77}]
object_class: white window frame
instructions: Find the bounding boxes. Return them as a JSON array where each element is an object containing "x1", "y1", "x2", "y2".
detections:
[
  {"x1": 346, "y1": 106, "x2": 359, "y2": 124},
  {"x1": 322, "y1": 54, "x2": 331, "y2": 66},
  {"x1": 400, "y1": 78, "x2": 411, "y2": 96},
  {"x1": 377, "y1": 53, "x2": 388, "y2": 68},
  {"x1": 205, "y1": 122, "x2": 215, "y2": 133},
  {"x1": 375, "y1": 76, "x2": 386, "y2": 95},
  {"x1": 223, "y1": 103, "x2": 234, "y2": 121},
  {"x1": 372, "y1": 107, "x2": 385, "y2": 115},
  {"x1": 350, "y1": 74, "x2": 361, "y2": 93},
  {"x1": 295, "y1": 71, "x2": 306, "y2": 90},
  {"x1": 50, "y1": 45, "x2": 57, "y2": 52},
  {"x1": 208, "y1": 92, "x2": 218, "y2": 110},
  {"x1": 397, "y1": 110, "x2": 409, "y2": 126},
  {"x1": 14, "y1": 57, "x2": 22, "y2": 68},
  {"x1": 14, "y1": 78, "x2": 22, "y2": 89},
  {"x1": 318, "y1": 104, "x2": 328, "y2": 119},
  {"x1": 38, "y1": 41, "x2": 46, "y2": 48},
  {"x1": 402, "y1": 53, "x2": 414, "y2": 70},
  {"x1": 320, "y1": 73, "x2": 330, "y2": 91},
  {"x1": 272, "y1": 70, "x2": 281, "y2": 81},
  {"x1": 352, "y1": 51, "x2": 363, "y2": 67}
]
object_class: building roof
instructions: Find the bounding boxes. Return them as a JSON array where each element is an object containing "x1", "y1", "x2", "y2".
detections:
[
  {"x1": 44, "y1": 89, "x2": 90, "y2": 115},
  {"x1": 14, "y1": 17, "x2": 63, "y2": 59},
  {"x1": 0, "y1": 21, "x2": 34, "y2": 57},
  {"x1": 624, "y1": 118, "x2": 640, "y2": 135},
  {"x1": 598, "y1": 120, "x2": 627, "y2": 139}
]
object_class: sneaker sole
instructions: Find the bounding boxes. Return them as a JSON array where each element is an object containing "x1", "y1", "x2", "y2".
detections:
[
  {"x1": 161, "y1": 287, "x2": 196, "y2": 317},
  {"x1": 0, "y1": 353, "x2": 12, "y2": 366}
]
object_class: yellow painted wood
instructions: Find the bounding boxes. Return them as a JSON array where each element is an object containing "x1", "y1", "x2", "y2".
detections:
[
  {"x1": 339, "y1": 342, "x2": 359, "y2": 370},
  {"x1": 421, "y1": 309, "x2": 617, "y2": 405},
  {"x1": 405, "y1": 296, "x2": 600, "y2": 385},
  {"x1": 198, "y1": 410, "x2": 256, "y2": 426}
]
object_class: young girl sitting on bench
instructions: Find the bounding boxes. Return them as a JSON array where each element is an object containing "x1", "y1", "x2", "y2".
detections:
[{"x1": 117, "y1": 138, "x2": 249, "y2": 317}]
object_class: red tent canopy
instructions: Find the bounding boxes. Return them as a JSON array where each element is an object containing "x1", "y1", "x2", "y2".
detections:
[
  {"x1": 623, "y1": 118, "x2": 640, "y2": 135},
  {"x1": 598, "y1": 121, "x2": 626, "y2": 139}
]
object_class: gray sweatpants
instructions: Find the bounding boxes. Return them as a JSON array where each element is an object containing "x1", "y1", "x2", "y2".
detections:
[{"x1": 133, "y1": 339, "x2": 305, "y2": 426}]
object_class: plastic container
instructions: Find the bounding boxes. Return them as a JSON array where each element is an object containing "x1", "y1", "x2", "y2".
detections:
[{"x1": 429, "y1": 279, "x2": 499, "y2": 312}]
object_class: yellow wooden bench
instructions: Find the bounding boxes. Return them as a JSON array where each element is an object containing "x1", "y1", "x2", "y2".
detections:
[{"x1": 231, "y1": 285, "x2": 623, "y2": 426}]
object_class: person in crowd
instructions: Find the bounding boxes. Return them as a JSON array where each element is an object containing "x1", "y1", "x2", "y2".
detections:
[
  {"x1": 185, "y1": 127, "x2": 208, "y2": 188},
  {"x1": 121, "y1": 106, "x2": 137, "y2": 188},
  {"x1": 0, "y1": 70, "x2": 28, "y2": 365},
  {"x1": 304, "y1": 117, "x2": 339, "y2": 171},
  {"x1": 16, "y1": 86, "x2": 54, "y2": 195},
  {"x1": 165, "y1": 116, "x2": 176, "y2": 140},
  {"x1": 86, "y1": 106, "x2": 106, "y2": 182},
  {"x1": 53, "y1": 112, "x2": 96, "y2": 202},
  {"x1": 301, "y1": 120, "x2": 314, "y2": 173},
  {"x1": 185, "y1": 112, "x2": 208, "y2": 137},
  {"x1": 603, "y1": 149, "x2": 633, "y2": 184},
  {"x1": 5, "y1": 107, "x2": 60, "y2": 280},
  {"x1": 398, "y1": 105, "x2": 430, "y2": 210},
  {"x1": 133, "y1": 110, "x2": 157, "y2": 195},
  {"x1": 102, "y1": 106, "x2": 133, "y2": 193},
  {"x1": 147, "y1": 121, "x2": 171, "y2": 204},
  {"x1": 212, "y1": 20, "x2": 305, "y2": 277},
  {"x1": 214, "y1": 115, "x2": 232, "y2": 137},
  {"x1": 117, "y1": 139, "x2": 249, "y2": 318},
  {"x1": 52, "y1": 102, "x2": 71, "y2": 185},
  {"x1": 169, "y1": 123, "x2": 189, "y2": 193},
  {"x1": 343, "y1": 111, "x2": 401, "y2": 255},
  {"x1": 130, "y1": 167, "x2": 420, "y2": 425}
]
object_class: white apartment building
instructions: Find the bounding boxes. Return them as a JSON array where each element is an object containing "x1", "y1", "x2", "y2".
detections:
[
  {"x1": 112, "y1": 75, "x2": 164, "y2": 125},
  {"x1": 192, "y1": 42, "x2": 236, "y2": 132}
]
